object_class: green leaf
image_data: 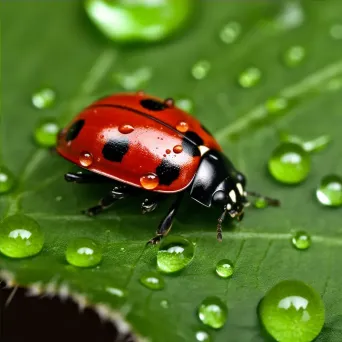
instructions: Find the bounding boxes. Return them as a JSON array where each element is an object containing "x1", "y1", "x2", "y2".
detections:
[{"x1": 1, "y1": 1, "x2": 342, "y2": 341}]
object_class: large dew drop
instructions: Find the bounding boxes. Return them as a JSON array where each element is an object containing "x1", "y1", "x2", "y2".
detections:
[
  {"x1": 157, "y1": 235, "x2": 195, "y2": 274},
  {"x1": 268, "y1": 143, "x2": 310, "y2": 184},
  {"x1": 316, "y1": 174, "x2": 342, "y2": 207},
  {"x1": 65, "y1": 237, "x2": 102, "y2": 268},
  {"x1": 32, "y1": 88, "x2": 56, "y2": 109},
  {"x1": 84, "y1": 0, "x2": 194, "y2": 43},
  {"x1": 259, "y1": 280, "x2": 325, "y2": 342},
  {"x1": 291, "y1": 231, "x2": 311, "y2": 250},
  {"x1": 215, "y1": 259, "x2": 234, "y2": 278},
  {"x1": 0, "y1": 214, "x2": 44, "y2": 258},
  {"x1": 34, "y1": 119, "x2": 60, "y2": 148}
]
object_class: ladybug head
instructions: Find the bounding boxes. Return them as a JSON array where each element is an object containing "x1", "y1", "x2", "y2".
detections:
[{"x1": 212, "y1": 177, "x2": 249, "y2": 220}]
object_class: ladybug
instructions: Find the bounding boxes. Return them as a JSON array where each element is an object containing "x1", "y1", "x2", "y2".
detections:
[{"x1": 57, "y1": 92, "x2": 279, "y2": 244}]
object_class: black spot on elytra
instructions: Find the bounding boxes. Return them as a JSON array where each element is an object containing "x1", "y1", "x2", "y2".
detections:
[
  {"x1": 182, "y1": 139, "x2": 200, "y2": 157},
  {"x1": 156, "y1": 160, "x2": 180, "y2": 185},
  {"x1": 201, "y1": 124, "x2": 213, "y2": 136},
  {"x1": 65, "y1": 120, "x2": 85, "y2": 142},
  {"x1": 102, "y1": 138, "x2": 129, "y2": 162},
  {"x1": 140, "y1": 99, "x2": 167, "y2": 111}
]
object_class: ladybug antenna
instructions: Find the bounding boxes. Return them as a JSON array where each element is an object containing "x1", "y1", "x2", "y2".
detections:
[
  {"x1": 164, "y1": 98, "x2": 174, "y2": 107},
  {"x1": 246, "y1": 191, "x2": 280, "y2": 207},
  {"x1": 216, "y1": 209, "x2": 227, "y2": 242}
]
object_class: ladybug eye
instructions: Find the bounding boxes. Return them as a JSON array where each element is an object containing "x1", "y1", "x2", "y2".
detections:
[{"x1": 140, "y1": 98, "x2": 167, "y2": 111}]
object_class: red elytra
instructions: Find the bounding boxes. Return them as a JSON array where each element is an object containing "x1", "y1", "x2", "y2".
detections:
[{"x1": 57, "y1": 92, "x2": 221, "y2": 193}]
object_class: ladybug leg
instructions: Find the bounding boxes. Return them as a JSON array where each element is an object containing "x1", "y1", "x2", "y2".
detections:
[
  {"x1": 147, "y1": 192, "x2": 184, "y2": 245},
  {"x1": 65, "y1": 171, "x2": 112, "y2": 183},
  {"x1": 141, "y1": 194, "x2": 164, "y2": 214},
  {"x1": 82, "y1": 185, "x2": 130, "y2": 216}
]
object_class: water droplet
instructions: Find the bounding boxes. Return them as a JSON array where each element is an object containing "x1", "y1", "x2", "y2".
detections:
[
  {"x1": 215, "y1": 259, "x2": 234, "y2": 278},
  {"x1": 0, "y1": 214, "x2": 44, "y2": 258},
  {"x1": 65, "y1": 238, "x2": 102, "y2": 268},
  {"x1": 84, "y1": 0, "x2": 194, "y2": 43},
  {"x1": 238, "y1": 67, "x2": 262, "y2": 88},
  {"x1": 291, "y1": 231, "x2": 311, "y2": 250},
  {"x1": 140, "y1": 173, "x2": 159, "y2": 190},
  {"x1": 0, "y1": 166, "x2": 15, "y2": 194},
  {"x1": 118, "y1": 124, "x2": 134, "y2": 134},
  {"x1": 316, "y1": 174, "x2": 342, "y2": 207},
  {"x1": 157, "y1": 235, "x2": 194, "y2": 274},
  {"x1": 198, "y1": 296, "x2": 228, "y2": 329},
  {"x1": 192, "y1": 60, "x2": 211, "y2": 80},
  {"x1": 268, "y1": 143, "x2": 310, "y2": 184},
  {"x1": 173, "y1": 145, "x2": 183, "y2": 154},
  {"x1": 253, "y1": 197, "x2": 268, "y2": 209},
  {"x1": 32, "y1": 88, "x2": 56, "y2": 109},
  {"x1": 55, "y1": 196, "x2": 63, "y2": 202},
  {"x1": 283, "y1": 45, "x2": 306, "y2": 67},
  {"x1": 266, "y1": 96, "x2": 289, "y2": 114},
  {"x1": 259, "y1": 280, "x2": 325, "y2": 342},
  {"x1": 175, "y1": 97, "x2": 194, "y2": 113},
  {"x1": 139, "y1": 272, "x2": 164, "y2": 291},
  {"x1": 114, "y1": 67, "x2": 152, "y2": 91},
  {"x1": 274, "y1": 1, "x2": 305, "y2": 31},
  {"x1": 106, "y1": 287, "x2": 126, "y2": 298},
  {"x1": 219, "y1": 21, "x2": 241, "y2": 44},
  {"x1": 195, "y1": 330, "x2": 211, "y2": 342},
  {"x1": 160, "y1": 299, "x2": 169, "y2": 308},
  {"x1": 176, "y1": 121, "x2": 189, "y2": 133},
  {"x1": 79, "y1": 151, "x2": 94, "y2": 167},
  {"x1": 34, "y1": 119, "x2": 60, "y2": 148},
  {"x1": 165, "y1": 149, "x2": 171, "y2": 154},
  {"x1": 330, "y1": 24, "x2": 342, "y2": 40}
]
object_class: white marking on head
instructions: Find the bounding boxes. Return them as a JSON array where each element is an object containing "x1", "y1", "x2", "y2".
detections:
[
  {"x1": 229, "y1": 190, "x2": 237, "y2": 203},
  {"x1": 198, "y1": 145, "x2": 210, "y2": 156},
  {"x1": 226, "y1": 203, "x2": 232, "y2": 210},
  {"x1": 236, "y1": 183, "x2": 244, "y2": 195}
]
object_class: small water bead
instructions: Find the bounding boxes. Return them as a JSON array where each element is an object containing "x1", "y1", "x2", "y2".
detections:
[
  {"x1": 34, "y1": 119, "x2": 60, "y2": 148},
  {"x1": 0, "y1": 166, "x2": 15, "y2": 194},
  {"x1": 195, "y1": 330, "x2": 211, "y2": 342},
  {"x1": 106, "y1": 287, "x2": 126, "y2": 298},
  {"x1": 173, "y1": 145, "x2": 183, "y2": 154},
  {"x1": 0, "y1": 214, "x2": 44, "y2": 258},
  {"x1": 283, "y1": 45, "x2": 306, "y2": 67},
  {"x1": 84, "y1": 0, "x2": 194, "y2": 43},
  {"x1": 198, "y1": 297, "x2": 228, "y2": 329},
  {"x1": 79, "y1": 151, "x2": 94, "y2": 167},
  {"x1": 114, "y1": 67, "x2": 152, "y2": 91},
  {"x1": 266, "y1": 96, "x2": 289, "y2": 114},
  {"x1": 140, "y1": 173, "x2": 159, "y2": 190},
  {"x1": 215, "y1": 259, "x2": 234, "y2": 278},
  {"x1": 157, "y1": 235, "x2": 195, "y2": 274},
  {"x1": 259, "y1": 280, "x2": 325, "y2": 342},
  {"x1": 330, "y1": 24, "x2": 342, "y2": 40},
  {"x1": 253, "y1": 197, "x2": 268, "y2": 209},
  {"x1": 118, "y1": 124, "x2": 134, "y2": 134},
  {"x1": 176, "y1": 121, "x2": 189, "y2": 133},
  {"x1": 219, "y1": 21, "x2": 241, "y2": 44},
  {"x1": 291, "y1": 231, "x2": 311, "y2": 250},
  {"x1": 65, "y1": 238, "x2": 102, "y2": 268},
  {"x1": 238, "y1": 67, "x2": 262, "y2": 88},
  {"x1": 32, "y1": 88, "x2": 56, "y2": 109},
  {"x1": 160, "y1": 299, "x2": 169, "y2": 309},
  {"x1": 165, "y1": 149, "x2": 171, "y2": 154},
  {"x1": 192, "y1": 60, "x2": 211, "y2": 80},
  {"x1": 316, "y1": 174, "x2": 342, "y2": 207},
  {"x1": 274, "y1": 1, "x2": 305, "y2": 31},
  {"x1": 268, "y1": 143, "x2": 310, "y2": 184},
  {"x1": 175, "y1": 97, "x2": 194, "y2": 113},
  {"x1": 139, "y1": 272, "x2": 164, "y2": 291}
]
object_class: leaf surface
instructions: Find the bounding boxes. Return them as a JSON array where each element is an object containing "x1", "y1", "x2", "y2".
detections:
[{"x1": 1, "y1": 1, "x2": 342, "y2": 341}]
